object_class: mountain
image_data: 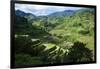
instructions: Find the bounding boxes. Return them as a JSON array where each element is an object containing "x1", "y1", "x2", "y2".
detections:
[
  {"x1": 75, "y1": 8, "x2": 94, "y2": 15},
  {"x1": 15, "y1": 8, "x2": 94, "y2": 36},
  {"x1": 16, "y1": 10, "x2": 36, "y2": 17},
  {"x1": 15, "y1": 9, "x2": 76, "y2": 24},
  {"x1": 15, "y1": 10, "x2": 26, "y2": 17},
  {"x1": 14, "y1": 8, "x2": 95, "y2": 66},
  {"x1": 48, "y1": 10, "x2": 75, "y2": 17},
  {"x1": 15, "y1": 10, "x2": 36, "y2": 23}
]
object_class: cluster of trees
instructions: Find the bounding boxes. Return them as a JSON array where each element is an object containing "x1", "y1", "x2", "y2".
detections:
[{"x1": 15, "y1": 36, "x2": 93, "y2": 67}]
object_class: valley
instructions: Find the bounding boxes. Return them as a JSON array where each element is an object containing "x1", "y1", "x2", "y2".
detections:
[{"x1": 14, "y1": 8, "x2": 95, "y2": 67}]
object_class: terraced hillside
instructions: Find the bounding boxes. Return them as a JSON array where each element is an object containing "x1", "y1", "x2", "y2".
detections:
[{"x1": 14, "y1": 8, "x2": 95, "y2": 67}]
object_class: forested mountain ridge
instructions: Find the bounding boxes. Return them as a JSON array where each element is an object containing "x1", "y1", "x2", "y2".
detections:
[
  {"x1": 14, "y1": 8, "x2": 95, "y2": 67},
  {"x1": 16, "y1": 10, "x2": 36, "y2": 17},
  {"x1": 16, "y1": 10, "x2": 36, "y2": 23},
  {"x1": 48, "y1": 10, "x2": 75, "y2": 17}
]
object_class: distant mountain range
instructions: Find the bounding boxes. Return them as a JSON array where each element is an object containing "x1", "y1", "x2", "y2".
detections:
[
  {"x1": 15, "y1": 9, "x2": 76, "y2": 17},
  {"x1": 15, "y1": 8, "x2": 94, "y2": 18},
  {"x1": 48, "y1": 10, "x2": 75, "y2": 17}
]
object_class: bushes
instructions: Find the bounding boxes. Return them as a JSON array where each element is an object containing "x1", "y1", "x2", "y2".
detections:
[
  {"x1": 15, "y1": 36, "x2": 34, "y2": 55},
  {"x1": 14, "y1": 36, "x2": 93, "y2": 66},
  {"x1": 15, "y1": 54, "x2": 43, "y2": 67},
  {"x1": 66, "y1": 41, "x2": 93, "y2": 63},
  {"x1": 78, "y1": 28, "x2": 90, "y2": 35}
]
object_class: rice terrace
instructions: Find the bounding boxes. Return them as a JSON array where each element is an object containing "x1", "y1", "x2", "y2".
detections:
[{"x1": 12, "y1": 2, "x2": 96, "y2": 67}]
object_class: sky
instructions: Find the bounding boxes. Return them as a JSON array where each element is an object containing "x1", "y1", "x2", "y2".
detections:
[{"x1": 15, "y1": 3, "x2": 83, "y2": 16}]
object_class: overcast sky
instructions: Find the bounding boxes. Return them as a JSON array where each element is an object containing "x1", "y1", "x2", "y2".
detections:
[{"x1": 15, "y1": 4, "x2": 83, "y2": 16}]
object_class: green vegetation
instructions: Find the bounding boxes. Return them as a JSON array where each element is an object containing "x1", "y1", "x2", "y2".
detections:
[{"x1": 14, "y1": 8, "x2": 95, "y2": 67}]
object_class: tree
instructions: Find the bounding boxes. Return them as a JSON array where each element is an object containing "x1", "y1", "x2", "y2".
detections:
[{"x1": 66, "y1": 41, "x2": 93, "y2": 63}]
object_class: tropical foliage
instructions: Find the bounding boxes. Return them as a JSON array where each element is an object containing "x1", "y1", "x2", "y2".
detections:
[{"x1": 14, "y1": 8, "x2": 95, "y2": 67}]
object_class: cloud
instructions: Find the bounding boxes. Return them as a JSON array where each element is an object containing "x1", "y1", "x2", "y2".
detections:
[{"x1": 15, "y1": 3, "x2": 82, "y2": 16}]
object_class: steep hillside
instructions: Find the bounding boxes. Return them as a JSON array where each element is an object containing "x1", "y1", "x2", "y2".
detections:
[
  {"x1": 14, "y1": 8, "x2": 95, "y2": 67},
  {"x1": 49, "y1": 8, "x2": 94, "y2": 50}
]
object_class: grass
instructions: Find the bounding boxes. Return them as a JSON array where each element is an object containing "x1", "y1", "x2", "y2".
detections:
[
  {"x1": 43, "y1": 43, "x2": 56, "y2": 50},
  {"x1": 49, "y1": 26, "x2": 94, "y2": 51},
  {"x1": 79, "y1": 35, "x2": 94, "y2": 50}
]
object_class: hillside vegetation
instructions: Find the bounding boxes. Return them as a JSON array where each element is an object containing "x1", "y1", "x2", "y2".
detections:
[{"x1": 14, "y1": 8, "x2": 95, "y2": 67}]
